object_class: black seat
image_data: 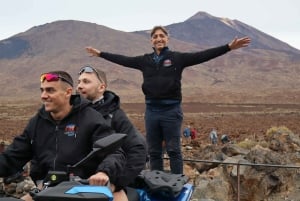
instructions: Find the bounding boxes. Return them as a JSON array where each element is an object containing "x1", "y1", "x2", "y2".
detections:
[{"x1": 126, "y1": 187, "x2": 139, "y2": 201}]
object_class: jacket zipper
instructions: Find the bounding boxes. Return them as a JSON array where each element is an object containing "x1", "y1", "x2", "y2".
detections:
[{"x1": 53, "y1": 125, "x2": 59, "y2": 170}]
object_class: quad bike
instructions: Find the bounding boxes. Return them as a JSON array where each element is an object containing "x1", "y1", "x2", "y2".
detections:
[{"x1": 0, "y1": 133, "x2": 193, "y2": 201}]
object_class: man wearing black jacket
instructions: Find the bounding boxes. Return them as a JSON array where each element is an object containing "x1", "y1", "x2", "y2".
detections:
[
  {"x1": 0, "y1": 71, "x2": 127, "y2": 201},
  {"x1": 85, "y1": 26, "x2": 251, "y2": 174},
  {"x1": 77, "y1": 66, "x2": 148, "y2": 190}
]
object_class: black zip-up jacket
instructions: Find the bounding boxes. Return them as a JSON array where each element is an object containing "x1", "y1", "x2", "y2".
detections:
[
  {"x1": 0, "y1": 95, "x2": 126, "y2": 184},
  {"x1": 92, "y1": 90, "x2": 147, "y2": 187},
  {"x1": 100, "y1": 45, "x2": 230, "y2": 100}
]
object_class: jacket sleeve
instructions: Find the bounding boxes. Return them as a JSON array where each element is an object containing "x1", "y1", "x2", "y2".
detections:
[
  {"x1": 89, "y1": 113, "x2": 127, "y2": 184},
  {"x1": 0, "y1": 118, "x2": 34, "y2": 177},
  {"x1": 111, "y1": 109, "x2": 148, "y2": 187},
  {"x1": 180, "y1": 44, "x2": 231, "y2": 67},
  {"x1": 100, "y1": 52, "x2": 143, "y2": 70},
  {"x1": 96, "y1": 147, "x2": 126, "y2": 184}
]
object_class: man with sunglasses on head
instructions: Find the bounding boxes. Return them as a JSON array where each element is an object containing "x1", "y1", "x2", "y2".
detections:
[
  {"x1": 0, "y1": 70, "x2": 128, "y2": 201},
  {"x1": 77, "y1": 66, "x2": 148, "y2": 194}
]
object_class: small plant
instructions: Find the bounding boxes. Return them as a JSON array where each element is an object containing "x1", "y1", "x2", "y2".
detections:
[
  {"x1": 266, "y1": 126, "x2": 293, "y2": 138},
  {"x1": 237, "y1": 138, "x2": 257, "y2": 149},
  {"x1": 258, "y1": 140, "x2": 269, "y2": 148}
]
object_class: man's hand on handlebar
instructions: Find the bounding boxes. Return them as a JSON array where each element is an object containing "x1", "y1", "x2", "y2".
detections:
[{"x1": 88, "y1": 172, "x2": 109, "y2": 186}]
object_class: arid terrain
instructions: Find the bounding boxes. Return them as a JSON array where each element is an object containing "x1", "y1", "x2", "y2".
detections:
[
  {"x1": 1, "y1": 101, "x2": 300, "y2": 200},
  {"x1": 1, "y1": 101, "x2": 300, "y2": 145}
]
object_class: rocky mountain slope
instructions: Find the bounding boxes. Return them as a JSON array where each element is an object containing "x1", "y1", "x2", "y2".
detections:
[{"x1": 0, "y1": 11, "x2": 299, "y2": 103}]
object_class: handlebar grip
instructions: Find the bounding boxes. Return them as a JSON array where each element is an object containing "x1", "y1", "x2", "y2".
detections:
[{"x1": 79, "y1": 179, "x2": 89, "y2": 184}]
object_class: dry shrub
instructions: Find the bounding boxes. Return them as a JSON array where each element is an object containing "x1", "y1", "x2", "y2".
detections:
[
  {"x1": 266, "y1": 126, "x2": 293, "y2": 138},
  {"x1": 258, "y1": 140, "x2": 269, "y2": 148},
  {"x1": 237, "y1": 139, "x2": 257, "y2": 149},
  {"x1": 237, "y1": 127, "x2": 293, "y2": 150}
]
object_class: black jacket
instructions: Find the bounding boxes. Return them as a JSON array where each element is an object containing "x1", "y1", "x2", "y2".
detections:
[
  {"x1": 0, "y1": 95, "x2": 126, "y2": 184},
  {"x1": 92, "y1": 91, "x2": 147, "y2": 187},
  {"x1": 100, "y1": 45, "x2": 230, "y2": 100}
]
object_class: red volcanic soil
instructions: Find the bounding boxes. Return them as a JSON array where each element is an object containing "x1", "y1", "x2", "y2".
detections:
[
  {"x1": 124, "y1": 102, "x2": 300, "y2": 143},
  {"x1": 1, "y1": 102, "x2": 300, "y2": 144}
]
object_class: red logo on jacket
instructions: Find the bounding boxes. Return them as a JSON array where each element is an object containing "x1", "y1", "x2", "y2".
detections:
[
  {"x1": 163, "y1": 59, "x2": 172, "y2": 67},
  {"x1": 64, "y1": 124, "x2": 77, "y2": 137}
]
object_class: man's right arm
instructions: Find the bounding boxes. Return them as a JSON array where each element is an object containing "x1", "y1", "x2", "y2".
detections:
[
  {"x1": 0, "y1": 116, "x2": 36, "y2": 177},
  {"x1": 0, "y1": 133, "x2": 32, "y2": 177},
  {"x1": 99, "y1": 52, "x2": 142, "y2": 70}
]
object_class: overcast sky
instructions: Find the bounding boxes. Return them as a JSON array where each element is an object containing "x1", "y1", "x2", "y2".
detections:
[{"x1": 1, "y1": 0, "x2": 300, "y2": 49}]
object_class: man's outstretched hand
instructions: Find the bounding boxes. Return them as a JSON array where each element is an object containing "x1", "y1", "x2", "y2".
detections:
[
  {"x1": 86, "y1": 46, "x2": 101, "y2": 57},
  {"x1": 228, "y1": 37, "x2": 251, "y2": 50}
]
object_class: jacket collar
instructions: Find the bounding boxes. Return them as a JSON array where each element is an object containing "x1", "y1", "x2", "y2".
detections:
[{"x1": 152, "y1": 47, "x2": 169, "y2": 63}]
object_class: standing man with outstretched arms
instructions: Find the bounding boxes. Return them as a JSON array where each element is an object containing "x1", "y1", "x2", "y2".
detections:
[{"x1": 85, "y1": 26, "x2": 251, "y2": 174}]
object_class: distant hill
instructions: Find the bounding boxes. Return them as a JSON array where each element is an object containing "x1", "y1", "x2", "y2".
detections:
[{"x1": 0, "y1": 11, "x2": 300, "y2": 103}]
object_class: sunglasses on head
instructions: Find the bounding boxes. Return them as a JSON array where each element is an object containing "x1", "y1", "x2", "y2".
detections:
[
  {"x1": 40, "y1": 73, "x2": 73, "y2": 86},
  {"x1": 78, "y1": 66, "x2": 104, "y2": 83}
]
